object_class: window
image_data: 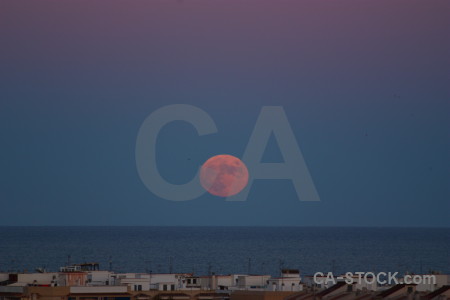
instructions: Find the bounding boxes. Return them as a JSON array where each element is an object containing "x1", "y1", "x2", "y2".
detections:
[
  {"x1": 163, "y1": 285, "x2": 167, "y2": 291},
  {"x1": 171, "y1": 285, "x2": 175, "y2": 291}
]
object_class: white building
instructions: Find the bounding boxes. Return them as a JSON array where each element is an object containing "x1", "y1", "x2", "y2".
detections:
[
  {"x1": 87, "y1": 271, "x2": 115, "y2": 286},
  {"x1": 196, "y1": 275, "x2": 239, "y2": 291},
  {"x1": 266, "y1": 269, "x2": 302, "y2": 292},
  {"x1": 214, "y1": 275, "x2": 238, "y2": 291},
  {"x1": 191, "y1": 274, "x2": 270, "y2": 291},
  {"x1": 235, "y1": 275, "x2": 270, "y2": 290},
  {"x1": 402, "y1": 273, "x2": 450, "y2": 292},
  {"x1": 183, "y1": 275, "x2": 202, "y2": 290},
  {"x1": 116, "y1": 273, "x2": 190, "y2": 291},
  {"x1": 0, "y1": 273, "x2": 59, "y2": 287}
]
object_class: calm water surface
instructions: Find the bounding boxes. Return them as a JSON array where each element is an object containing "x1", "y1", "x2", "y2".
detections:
[{"x1": 0, "y1": 227, "x2": 449, "y2": 276}]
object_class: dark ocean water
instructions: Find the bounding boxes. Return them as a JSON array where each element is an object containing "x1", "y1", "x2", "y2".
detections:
[{"x1": 0, "y1": 227, "x2": 449, "y2": 276}]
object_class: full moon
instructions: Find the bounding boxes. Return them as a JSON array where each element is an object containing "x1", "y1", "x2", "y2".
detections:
[{"x1": 200, "y1": 154, "x2": 249, "y2": 197}]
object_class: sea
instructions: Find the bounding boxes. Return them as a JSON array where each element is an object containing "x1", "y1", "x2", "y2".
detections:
[{"x1": 0, "y1": 227, "x2": 449, "y2": 276}]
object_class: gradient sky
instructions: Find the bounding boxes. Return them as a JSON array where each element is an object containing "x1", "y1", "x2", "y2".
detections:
[{"x1": 0, "y1": 0, "x2": 449, "y2": 226}]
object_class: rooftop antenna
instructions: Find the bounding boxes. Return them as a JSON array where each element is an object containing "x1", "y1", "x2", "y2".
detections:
[
  {"x1": 109, "y1": 256, "x2": 112, "y2": 272},
  {"x1": 332, "y1": 259, "x2": 336, "y2": 274},
  {"x1": 207, "y1": 263, "x2": 212, "y2": 276},
  {"x1": 398, "y1": 263, "x2": 405, "y2": 276},
  {"x1": 279, "y1": 259, "x2": 285, "y2": 275},
  {"x1": 145, "y1": 260, "x2": 151, "y2": 274},
  {"x1": 279, "y1": 259, "x2": 285, "y2": 288},
  {"x1": 207, "y1": 263, "x2": 212, "y2": 290}
]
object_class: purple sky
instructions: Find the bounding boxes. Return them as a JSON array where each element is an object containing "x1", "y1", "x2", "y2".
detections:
[{"x1": 0, "y1": 0, "x2": 449, "y2": 226}]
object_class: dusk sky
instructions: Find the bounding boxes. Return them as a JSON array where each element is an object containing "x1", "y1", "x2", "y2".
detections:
[{"x1": 1, "y1": 0, "x2": 449, "y2": 226}]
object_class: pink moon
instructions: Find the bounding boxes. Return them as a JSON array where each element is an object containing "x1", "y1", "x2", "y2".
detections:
[{"x1": 200, "y1": 154, "x2": 249, "y2": 197}]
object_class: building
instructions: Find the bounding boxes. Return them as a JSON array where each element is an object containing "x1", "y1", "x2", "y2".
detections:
[
  {"x1": 0, "y1": 273, "x2": 59, "y2": 287},
  {"x1": 58, "y1": 272, "x2": 87, "y2": 287},
  {"x1": 116, "y1": 273, "x2": 192, "y2": 291},
  {"x1": 404, "y1": 274, "x2": 450, "y2": 292},
  {"x1": 0, "y1": 285, "x2": 231, "y2": 300},
  {"x1": 267, "y1": 270, "x2": 303, "y2": 292},
  {"x1": 235, "y1": 275, "x2": 270, "y2": 291},
  {"x1": 87, "y1": 271, "x2": 115, "y2": 286}
]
